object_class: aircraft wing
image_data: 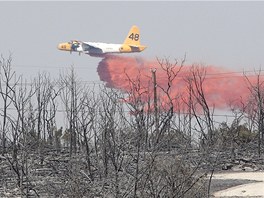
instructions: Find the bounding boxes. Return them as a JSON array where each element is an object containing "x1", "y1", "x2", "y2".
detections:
[
  {"x1": 81, "y1": 42, "x2": 104, "y2": 54},
  {"x1": 81, "y1": 42, "x2": 100, "y2": 51}
]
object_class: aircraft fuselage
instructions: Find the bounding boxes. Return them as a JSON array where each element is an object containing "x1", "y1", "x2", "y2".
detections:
[{"x1": 57, "y1": 25, "x2": 147, "y2": 56}]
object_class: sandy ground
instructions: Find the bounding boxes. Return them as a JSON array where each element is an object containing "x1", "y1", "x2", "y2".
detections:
[{"x1": 213, "y1": 171, "x2": 264, "y2": 197}]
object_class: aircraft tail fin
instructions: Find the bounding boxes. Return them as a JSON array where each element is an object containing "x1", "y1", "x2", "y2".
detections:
[{"x1": 123, "y1": 25, "x2": 141, "y2": 46}]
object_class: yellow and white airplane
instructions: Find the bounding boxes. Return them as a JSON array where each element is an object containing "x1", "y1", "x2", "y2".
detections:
[{"x1": 57, "y1": 25, "x2": 146, "y2": 56}]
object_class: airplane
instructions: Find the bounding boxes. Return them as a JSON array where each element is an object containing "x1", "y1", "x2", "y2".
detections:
[{"x1": 57, "y1": 25, "x2": 147, "y2": 56}]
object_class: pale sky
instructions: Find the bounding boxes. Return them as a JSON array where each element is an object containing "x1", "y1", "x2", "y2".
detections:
[{"x1": 1, "y1": 1, "x2": 264, "y2": 82}]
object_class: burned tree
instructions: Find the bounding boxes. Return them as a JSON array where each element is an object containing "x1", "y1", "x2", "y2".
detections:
[
  {"x1": 60, "y1": 67, "x2": 81, "y2": 156},
  {"x1": 244, "y1": 70, "x2": 264, "y2": 156},
  {"x1": 0, "y1": 55, "x2": 17, "y2": 155}
]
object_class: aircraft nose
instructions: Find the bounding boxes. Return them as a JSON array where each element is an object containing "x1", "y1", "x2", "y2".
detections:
[
  {"x1": 57, "y1": 42, "x2": 72, "y2": 51},
  {"x1": 57, "y1": 43, "x2": 63, "y2": 50}
]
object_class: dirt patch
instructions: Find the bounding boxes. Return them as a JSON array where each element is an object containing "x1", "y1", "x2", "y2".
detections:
[
  {"x1": 211, "y1": 172, "x2": 264, "y2": 197},
  {"x1": 210, "y1": 179, "x2": 258, "y2": 195}
]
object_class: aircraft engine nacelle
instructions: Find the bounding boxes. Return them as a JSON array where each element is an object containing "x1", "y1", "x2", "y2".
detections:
[{"x1": 119, "y1": 44, "x2": 132, "y2": 53}]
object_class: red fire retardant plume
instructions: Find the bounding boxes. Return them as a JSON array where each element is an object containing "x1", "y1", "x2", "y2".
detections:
[{"x1": 97, "y1": 55, "x2": 253, "y2": 111}]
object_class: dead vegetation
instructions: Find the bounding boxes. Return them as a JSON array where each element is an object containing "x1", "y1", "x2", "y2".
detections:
[{"x1": 0, "y1": 55, "x2": 264, "y2": 197}]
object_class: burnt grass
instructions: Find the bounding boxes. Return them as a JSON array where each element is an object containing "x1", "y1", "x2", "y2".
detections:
[{"x1": 0, "y1": 146, "x2": 264, "y2": 197}]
